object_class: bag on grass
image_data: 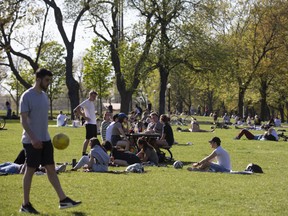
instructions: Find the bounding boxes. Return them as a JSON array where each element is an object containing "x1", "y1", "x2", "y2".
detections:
[{"x1": 245, "y1": 163, "x2": 263, "y2": 173}]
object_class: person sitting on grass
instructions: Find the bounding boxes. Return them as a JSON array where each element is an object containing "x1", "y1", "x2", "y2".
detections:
[
  {"x1": 111, "y1": 113, "x2": 130, "y2": 150},
  {"x1": 136, "y1": 137, "x2": 159, "y2": 166},
  {"x1": 145, "y1": 112, "x2": 163, "y2": 135},
  {"x1": 110, "y1": 141, "x2": 141, "y2": 166},
  {"x1": 187, "y1": 137, "x2": 231, "y2": 173},
  {"x1": 177, "y1": 117, "x2": 215, "y2": 132},
  {"x1": 56, "y1": 111, "x2": 67, "y2": 127},
  {"x1": 234, "y1": 126, "x2": 278, "y2": 141},
  {"x1": 153, "y1": 114, "x2": 174, "y2": 152},
  {"x1": 189, "y1": 117, "x2": 215, "y2": 132},
  {"x1": 72, "y1": 138, "x2": 111, "y2": 172}
]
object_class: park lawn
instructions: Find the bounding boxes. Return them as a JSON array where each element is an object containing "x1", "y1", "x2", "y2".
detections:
[{"x1": 1, "y1": 117, "x2": 288, "y2": 216}]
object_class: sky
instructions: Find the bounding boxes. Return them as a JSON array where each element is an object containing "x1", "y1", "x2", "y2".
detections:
[{"x1": 45, "y1": 2, "x2": 138, "y2": 57}]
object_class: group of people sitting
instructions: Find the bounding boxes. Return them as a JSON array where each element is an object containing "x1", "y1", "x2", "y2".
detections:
[{"x1": 69, "y1": 111, "x2": 175, "y2": 172}]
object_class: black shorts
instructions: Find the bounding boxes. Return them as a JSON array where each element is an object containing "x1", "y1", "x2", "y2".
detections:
[
  {"x1": 86, "y1": 124, "x2": 97, "y2": 139},
  {"x1": 23, "y1": 141, "x2": 54, "y2": 168}
]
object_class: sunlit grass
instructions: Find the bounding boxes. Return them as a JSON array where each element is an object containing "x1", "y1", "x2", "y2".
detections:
[{"x1": 1, "y1": 117, "x2": 288, "y2": 215}]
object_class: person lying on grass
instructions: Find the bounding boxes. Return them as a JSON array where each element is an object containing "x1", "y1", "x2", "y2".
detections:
[
  {"x1": 177, "y1": 117, "x2": 215, "y2": 132},
  {"x1": 187, "y1": 137, "x2": 231, "y2": 173},
  {"x1": 234, "y1": 126, "x2": 278, "y2": 141}
]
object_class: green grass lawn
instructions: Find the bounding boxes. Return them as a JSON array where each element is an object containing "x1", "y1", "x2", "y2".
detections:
[{"x1": 1, "y1": 117, "x2": 288, "y2": 216}]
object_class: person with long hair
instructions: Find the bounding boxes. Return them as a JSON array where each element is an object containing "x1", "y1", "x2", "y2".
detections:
[
  {"x1": 154, "y1": 114, "x2": 174, "y2": 151},
  {"x1": 72, "y1": 138, "x2": 112, "y2": 172},
  {"x1": 136, "y1": 137, "x2": 159, "y2": 165}
]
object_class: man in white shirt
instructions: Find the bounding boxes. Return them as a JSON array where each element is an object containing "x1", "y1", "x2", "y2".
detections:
[
  {"x1": 105, "y1": 114, "x2": 118, "y2": 143},
  {"x1": 56, "y1": 111, "x2": 67, "y2": 127},
  {"x1": 188, "y1": 137, "x2": 231, "y2": 172},
  {"x1": 74, "y1": 91, "x2": 97, "y2": 156}
]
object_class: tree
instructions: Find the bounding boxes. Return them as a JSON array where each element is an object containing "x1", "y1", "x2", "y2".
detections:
[
  {"x1": 42, "y1": 0, "x2": 92, "y2": 119},
  {"x1": 83, "y1": 38, "x2": 113, "y2": 116},
  {"x1": 38, "y1": 41, "x2": 66, "y2": 119},
  {"x1": 0, "y1": 1, "x2": 50, "y2": 88},
  {"x1": 5, "y1": 66, "x2": 34, "y2": 115},
  {"x1": 89, "y1": 0, "x2": 160, "y2": 113}
]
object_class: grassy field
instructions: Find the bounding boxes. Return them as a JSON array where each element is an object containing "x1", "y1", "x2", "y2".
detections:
[{"x1": 1, "y1": 117, "x2": 288, "y2": 216}]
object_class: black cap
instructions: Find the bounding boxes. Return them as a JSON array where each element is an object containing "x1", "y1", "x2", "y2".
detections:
[{"x1": 209, "y1": 137, "x2": 221, "y2": 145}]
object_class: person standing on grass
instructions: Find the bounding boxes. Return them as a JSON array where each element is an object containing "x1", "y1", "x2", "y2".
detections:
[
  {"x1": 188, "y1": 137, "x2": 231, "y2": 172},
  {"x1": 19, "y1": 68, "x2": 81, "y2": 214},
  {"x1": 74, "y1": 90, "x2": 98, "y2": 156}
]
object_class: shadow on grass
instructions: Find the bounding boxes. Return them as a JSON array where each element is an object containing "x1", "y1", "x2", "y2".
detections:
[
  {"x1": 174, "y1": 143, "x2": 192, "y2": 146},
  {"x1": 71, "y1": 211, "x2": 87, "y2": 216},
  {"x1": 180, "y1": 161, "x2": 196, "y2": 165}
]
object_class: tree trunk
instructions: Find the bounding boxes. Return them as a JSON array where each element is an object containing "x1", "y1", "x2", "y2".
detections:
[
  {"x1": 66, "y1": 48, "x2": 79, "y2": 119},
  {"x1": 50, "y1": 98, "x2": 53, "y2": 120},
  {"x1": 119, "y1": 91, "x2": 133, "y2": 114},
  {"x1": 238, "y1": 87, "x2": 245, "y2": 118},
  {"x1": 259, "y1": 81, "x2": 270, "y2": 121},
  {"x1": 207, "y1": 90, "x2": 214, "y2": 114},
  {"x1": 278, "y1": 104, "x2": 284, "y2": 123},
  {"x1": 159, "y1": 65, "x2": 168, "y2": 115}
]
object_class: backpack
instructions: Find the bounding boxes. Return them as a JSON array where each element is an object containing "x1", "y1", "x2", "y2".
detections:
[
  {"x1": 245, "y1": 163, "x2": 264, "y2": 173},
  {"x1": 157, "y1": 151, "x2": 166, "y2": 163}
]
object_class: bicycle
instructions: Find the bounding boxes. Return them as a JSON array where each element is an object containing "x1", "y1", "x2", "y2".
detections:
[{"x1": 0, "y1": 116, "x2": 6, "y2": 130}]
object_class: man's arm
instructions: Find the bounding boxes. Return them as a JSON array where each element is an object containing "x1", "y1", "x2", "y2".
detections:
[
  {"x1": 20, "y1": 112, "x2": 43, "y2": 149},
  {"x1": 198, "y1": 151, "x2": 217, "y2": 165},
  {"x1": 74, "y1": 105, "x2": 90, "y2": 121}
]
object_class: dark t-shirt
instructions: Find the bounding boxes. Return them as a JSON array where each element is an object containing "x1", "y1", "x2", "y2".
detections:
[
  {"x1": 111, "y1": 148, "x2": 141, "y2": 165},
  {"x1": 163, "y1": 123, "x2": 174, "y2": 146}
]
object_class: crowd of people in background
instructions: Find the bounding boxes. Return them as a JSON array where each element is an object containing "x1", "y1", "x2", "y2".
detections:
[
  {"x1": 3, "y1": 93, "x2": 286, "y2": 177},
  {"x1": 67, "y1": 98, "x2": 176, "y2": 171}
]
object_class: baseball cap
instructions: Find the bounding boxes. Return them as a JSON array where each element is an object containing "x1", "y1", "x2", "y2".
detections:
[
  {"x1": 209, "y1": 137, "x2": 221, "y2": 145},
  {"x1": 118, "y1": 113, "x2": 128, "y2": 119}
]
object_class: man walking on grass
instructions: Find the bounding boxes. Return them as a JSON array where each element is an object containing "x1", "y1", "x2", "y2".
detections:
[{"x1": 19, "y1": 68, "x2": 81, "y2": 214}]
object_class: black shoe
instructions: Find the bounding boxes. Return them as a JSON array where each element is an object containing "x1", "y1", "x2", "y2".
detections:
[
  {"x1": 59, "y1": 197, "x2": 81, "y2": 209},
  {"x1": 19, "y1": 202, "x2": 40, "y2": 214}
]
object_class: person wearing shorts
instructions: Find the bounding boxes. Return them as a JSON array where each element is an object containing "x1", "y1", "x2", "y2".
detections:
[
  {"x1": 19, "y1": 68, "x2": 81, "y2": 214},
  {"x1": 74, "y1": 90, "x2": 98, "y2": 155}
]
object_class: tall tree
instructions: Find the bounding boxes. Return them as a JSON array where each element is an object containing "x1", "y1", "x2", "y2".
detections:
[
  {"x1": 0, "y1": 1, "x2": 49, "y2": 88},
  {"x1": 89, "y1": 0, "x2": 160, "y2": 113},
  {"x1": 83, "y1": 38, "x2": 113, "y2": 116},
  {"x1": 38, "y1": 41, "x2": 66, "y2": 119},
  {"x1": 151, "y1": 0, "x2": 186, "y2": 114},
  {"x1": 42, "y1": 0, "x2": 92, "y2": 119}
]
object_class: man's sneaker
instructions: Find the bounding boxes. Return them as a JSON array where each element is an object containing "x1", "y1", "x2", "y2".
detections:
[
  {"x1": 19, "y1": 202, "x2": 40, "y2": 214},
  {"x1": 59, "y1": 197, "x2": 81, "y2": 209}
]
